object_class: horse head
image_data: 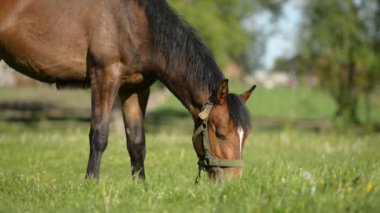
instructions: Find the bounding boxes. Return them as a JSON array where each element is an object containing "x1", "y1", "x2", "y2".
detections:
[{"x1": 193, "y1": 80, "x2": 256, "y2": 181}]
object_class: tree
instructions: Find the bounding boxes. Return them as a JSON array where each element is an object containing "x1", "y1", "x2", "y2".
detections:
[
  {"x1": 167, "y1": 0, "x2": 254, "y2": 68},
  {"x1": 272, "y1": 54, "x2": 309, "y2": 75},
  {"x1": 167, "y1": 0, "x2": 288, "y2": 72},
  {"x1": 299, "y1": 0, "x2": 380, "y2": 125}
]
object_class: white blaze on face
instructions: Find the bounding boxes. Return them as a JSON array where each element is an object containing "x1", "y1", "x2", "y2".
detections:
[{"x1": 237, "y1": 126, "x2": 244, "y2": 158}]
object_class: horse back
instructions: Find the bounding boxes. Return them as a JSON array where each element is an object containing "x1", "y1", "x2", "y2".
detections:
[{"x1": 0, "y1": 0, "x2": 151, "y2": 86}]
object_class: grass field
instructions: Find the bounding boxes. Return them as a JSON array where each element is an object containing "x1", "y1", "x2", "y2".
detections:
[
  {"x1": 0, "y1": 121, "x2": 379, "y2": 212},
  {"x1": 0, "y1": 85, "x2": 379, "y2": 212}
]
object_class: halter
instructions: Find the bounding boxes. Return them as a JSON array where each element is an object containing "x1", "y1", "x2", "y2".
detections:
[{"x1": 193, "y1": 101, "x2": 243, "y2": 183}]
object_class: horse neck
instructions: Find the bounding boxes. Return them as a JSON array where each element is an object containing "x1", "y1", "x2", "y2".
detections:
[
  {"x1": 136, "y1": 0, "x2": 224, "y2": 118},
  {"x1": 156, "y1": 69, "x2": 208, "y2": 119},
  {"x1": 155, "y1": 61, "x2": 222, "y2": 120}
]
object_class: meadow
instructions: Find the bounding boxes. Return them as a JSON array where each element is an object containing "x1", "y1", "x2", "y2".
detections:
[{"x1": 0, "y1": 85, "x2": 379, "y2": 212}]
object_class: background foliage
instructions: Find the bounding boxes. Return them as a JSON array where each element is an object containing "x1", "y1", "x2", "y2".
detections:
[
  {"x1": 167, "y1": 0, "x2": 254, "y2": 68},
  {"x1": 298, "y1": 0, "x2": 380, "y2": 125}
]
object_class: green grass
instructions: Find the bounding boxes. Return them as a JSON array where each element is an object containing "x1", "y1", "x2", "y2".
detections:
[
  {"x1": 231, "y1": 84, "x2": 380, "y2": 123},
  {"x1": 245, "y1": 86, "x2": 336, "y2": 121},
  {"x1": 0, "y1": 85, "x2": 379, "y2": 212},
  {"x1": 1, "y1": 84, "x2": 379, "y2": 123},
  {"x1": 0, "y1": 122, "x2": 379, "y2": 212},
  {"x1": 0, "y1": 86, "x2": 91, "y2": 109}
]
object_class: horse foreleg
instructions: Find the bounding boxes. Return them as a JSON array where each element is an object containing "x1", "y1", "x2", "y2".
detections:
[
  {"x1": 85, "y1": 64, "x2": 121, "y2": 179},
  {"x1": 119, "y1": 88, "x2": 150, "y2": 180}
]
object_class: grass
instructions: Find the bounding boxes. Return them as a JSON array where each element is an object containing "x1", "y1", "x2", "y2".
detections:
[
  {"x1": 0, "y1": 121, "x2": 379, "y2": 212},
  {"x1": 1, "y1": 84, "x2": 379, "y2": 123},
  {"x1": 230, "y1": 84, "x2": 380, "y2": 123},
  {"x1": 0, "y1": 84, "x2": 379, "y2": 212},
  {"x1": 245, "y1": 86, "x2": 336, "y2": 121},
  {"x1": 0, "y1": 85, "x2": 91, "y2": 109}
]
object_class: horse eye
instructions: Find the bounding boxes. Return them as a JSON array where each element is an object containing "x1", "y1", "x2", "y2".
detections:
[{"x1": 215, "y1": 132, "x2": 226, "y2": 140}]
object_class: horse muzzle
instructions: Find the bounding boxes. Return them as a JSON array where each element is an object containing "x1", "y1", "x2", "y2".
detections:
[{"x1": 206, "y1": 167, "x2": 243, "y2": 181}]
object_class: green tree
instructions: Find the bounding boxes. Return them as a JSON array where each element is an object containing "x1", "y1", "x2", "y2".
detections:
[
  {"x1": 168, "y1": 0, "x2": 254, "y2": 68},
  {"x1": 273, "y1": 55, "x2": 309, "y2": 75},
  {"x1": 167, "y1": 0, "x2": 287, "y2": 72},
  {"x1": 299, "y1": 0, "x2": 380, "y2": 125}
]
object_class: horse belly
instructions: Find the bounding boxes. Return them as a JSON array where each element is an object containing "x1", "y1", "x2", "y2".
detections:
[
  {"x1": 0, "y1": 1, "x2": 88, "y2": 84},
  {"x1": 119, "y1": 72, "x2": 156, "y2": 91},
  {"x1": 0, "y1": 38, "x2": 87, "y2": 84}
]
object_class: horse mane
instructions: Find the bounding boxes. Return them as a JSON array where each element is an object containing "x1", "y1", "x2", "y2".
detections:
[
  {"x1": 137, "y1": 0, "x2": 224, "y2": 93},
  {"x1": 138, "y1": 0, "x2": 251, "y2": 131},
  {"x1": 228, "y1": 94, "x2": 252, "y2": 132}
]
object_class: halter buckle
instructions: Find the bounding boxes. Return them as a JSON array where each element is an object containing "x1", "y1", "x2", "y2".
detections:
[{"x1": 198, "y1": 102, "x2": 213, "y2": 120}]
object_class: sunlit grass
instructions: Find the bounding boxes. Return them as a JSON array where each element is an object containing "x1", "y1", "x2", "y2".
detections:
[
  {"x1": 231, "y1": 84, "x2": 380, "y2": 123},
  {"x1": 0, "y1": 84, "x2": 379, "y2": 211},
  {"x1": 0, "y1": 122, "x2": 379, "y2": 212}
]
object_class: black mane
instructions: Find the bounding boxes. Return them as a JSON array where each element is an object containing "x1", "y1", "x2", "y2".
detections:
[
  {"x1": 138, "y1": 0, "x2": 251, "y2": 131},
  {"x1": 228, "y1": 94, "x2": 252, "y2": 132},
  {"x1": 138, "y1": 0, "x2": 224, "y2": 93}
]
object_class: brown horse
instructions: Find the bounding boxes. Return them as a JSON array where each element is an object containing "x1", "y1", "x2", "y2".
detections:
[{"x1": 0, "y1": 0, "x2": 255, "y2": 180}]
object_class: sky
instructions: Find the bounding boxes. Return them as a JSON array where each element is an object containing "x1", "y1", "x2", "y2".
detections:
[{"x1": 245, "y1": 1, "x2": 303, "y2": 69}]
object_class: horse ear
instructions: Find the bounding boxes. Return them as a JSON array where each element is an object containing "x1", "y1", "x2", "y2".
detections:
[
  {"x1": 240, "y1": 85, "x2": 256, "y2": 103},
  {"x1": 216, "y1": 79, "x2": 229, "y2": 105}
]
